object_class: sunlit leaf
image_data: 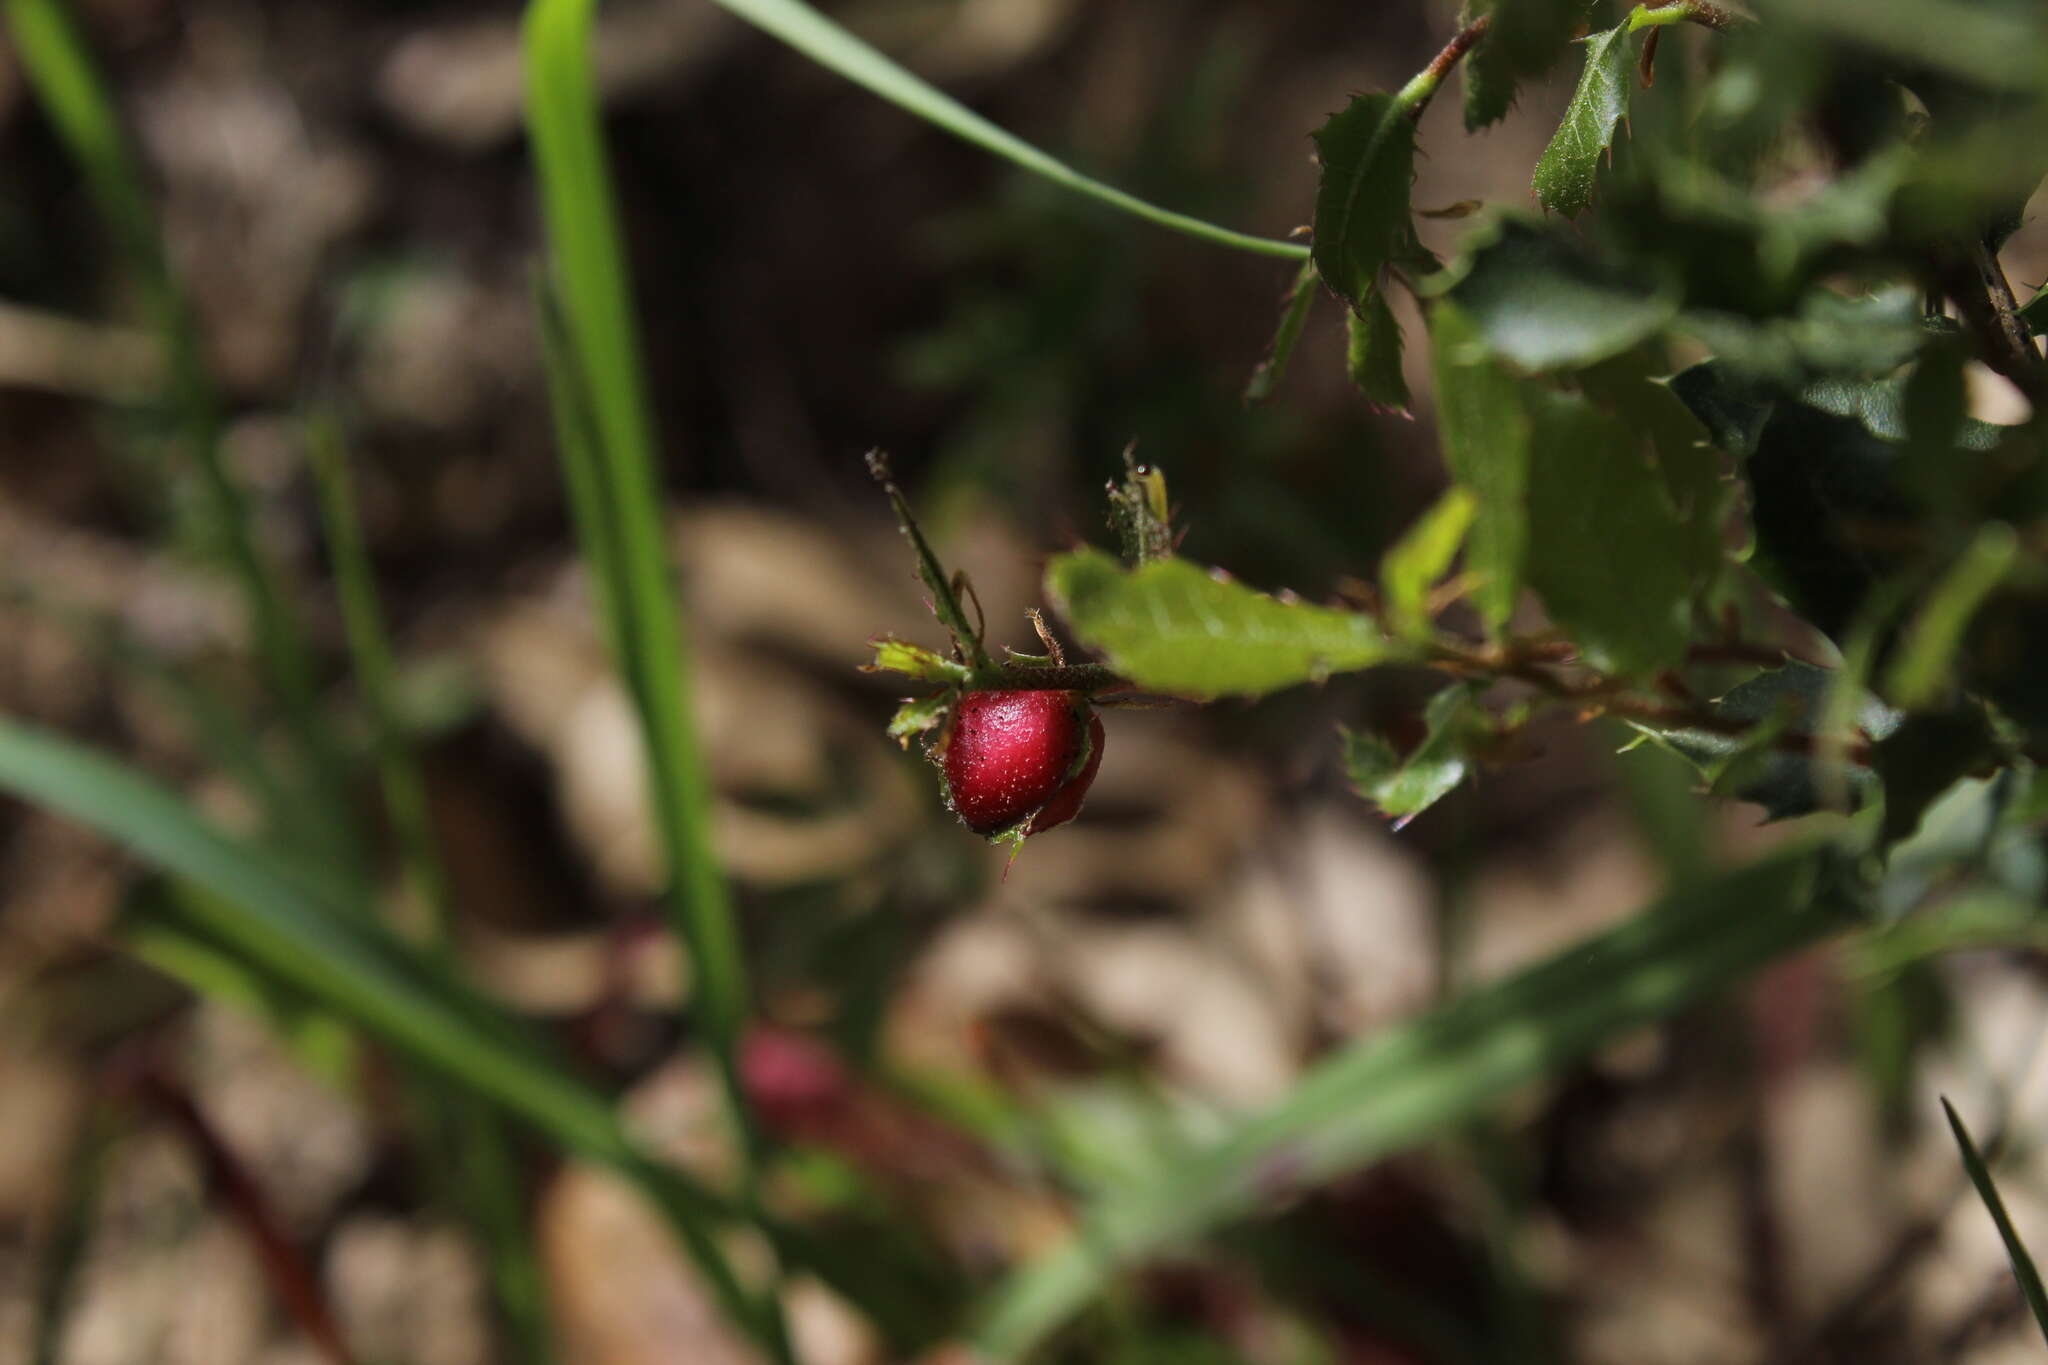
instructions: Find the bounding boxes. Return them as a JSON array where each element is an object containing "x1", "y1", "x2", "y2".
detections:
[{"x1": 1046, "y1": 550, "x2": 1404, "y2": 701}]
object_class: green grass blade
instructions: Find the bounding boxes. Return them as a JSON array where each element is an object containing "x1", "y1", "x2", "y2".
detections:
[
  {"x1": 524, "y1": 0, "x2": 750, "y2": 1068},
  {"x1": 1942, "y1": 1097, "x2": 2048, "y2": 1347},
  {"x1": 0, "y1": 717, "x2": 768, "y2": 1343},
  {"x1": 707, "y1": 0, "x2": 1307, "y2": 261},
  {"x1": 975, "y1": 848, "x2": 1848, "y2": 1358},
  {"x1": 522, "y1": 4, "x2": 788, "y2": 1355},
  {"x1": 6, "y1": 0, "x2": 354, "y2": 849}
]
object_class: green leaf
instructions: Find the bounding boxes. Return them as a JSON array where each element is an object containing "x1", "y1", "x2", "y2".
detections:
[
  {"x1": 1675, "y1": 288, "x2": 1926, "y2": 386},
  {"x1": 1523, "y1": 389, "x2": 1699, "y2": 675},
  {"x1": 1433, "y1": 216, "x2": 1678, "y2": 372},
  {"x1": 1756, "y1": 0, "x2": 2048, "y2": 94},
  {"x1": 1045, "y1": 550, "x2": 1404, "y2": 701},
  {"x1": 702, "y1": 0, "x2": 1305, "y2": 259},
  {"x1": 1870, "y1": 709, "x2": 2000, "y2": 849},
  {"x1": 1943, "y1": 1097, "x2": 2048, "y2": 1350},
  {"x1": 1576, "y1": 353, "x2": 1727, "y2": 585},
  {"x1": 1245, "y1": 260, "x2": 1321, "y2": 403},
  {"x1": 1532, "y1": 20, "x2": 1637, "y2": 218},
  {"x1": 1311, "y1": 93, "x2": 1419, "y2": 311},
  {"x1": 867, "y1": 637, "x2": 971, "y2": 684},
  {"x1": 974, "y1": 846, "x2": 1847, "y2": 1360},
  {"x1": 1464, "y1": 0, "x2": 1587, "y2": 131},
  {"x1": 1380, "y1": 485, "x2": 1478, "y2": 641},
  {"x1": 1345, "y1": 280, "x2": 1411, "y2": 414},
  {"x1": 1430, "y1": 302, "x2": 1532, "y2": 631},
  {"x1": 886, "y1": 694, "x2": 951, "y2": 746},
  {"x1": 1344, "y1": 685, "x2": 1485, "y2": 820}
]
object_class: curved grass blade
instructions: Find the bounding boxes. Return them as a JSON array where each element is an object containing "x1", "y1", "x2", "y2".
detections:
[
  {"x1": 707, "y1": 0, "x2": 1306, "y2": 261},
  {"x1": 1943, "y1": 1097, "x2": 2048, "y2": 1348},
  {"x1": 975, "y1": 847, "x2": 1847, "y2": 1358},
  {"x1": 0, "y1": 717, "x2": 769, "y2": 1347}
]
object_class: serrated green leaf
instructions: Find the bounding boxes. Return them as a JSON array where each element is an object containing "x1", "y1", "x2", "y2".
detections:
[
  {"x1": 1434, "y1": 216, "x2": 1678, "y2": 371},
  {"x1": 1381, "y1": 485, "x2": 1478, "y2": 641},
  {"x1": 886, "y1": 694, "x2": 951, "y2": 745},
  {"x1": 1464, "y1": 0, "x2": 1586, "y2": 131},
  {"x1": 1523, "y1": 389, "x2": 1698, "y2": 675},
  {"x1": 1344, "y1": 685, "x2": 1484, "y2": 820},
  {"x1": 1311, "y1": 93, "x2": 1418, "y2": 311},
  {"x1": 1629, "y1": 661, "x2": 1902, "y2": 820},
  {"x1": 1430, "y1": 302, "x2": 1531, "y2": 631},
  {"x1": 1532, "y1": 21, "x2": 1637, "y2": 217},
  {"x1": 1345, "y1": 281, "x2": 1410, "y2": 413},
  {"x1": 1045, "y1": 550, "x2": 1404, "y2": 701}
]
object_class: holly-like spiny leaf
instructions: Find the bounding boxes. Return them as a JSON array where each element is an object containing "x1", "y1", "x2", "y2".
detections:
[
  {"x1": 1045, "y1": 550, "x2": 1406, "y2": 701},
  {"x1": 1629, "y1": 661, "x2": 1902, "y2": 821},
  {"x1": 1533, "y1": 19, "x2": 1638, "y2": 217},
  {"x1": 1346, "y1": 279, "x2": 1411, "y2": 413}
]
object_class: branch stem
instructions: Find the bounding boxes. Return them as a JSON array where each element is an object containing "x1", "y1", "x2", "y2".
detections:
[{"x1": 1396, "y1": 15, "x2": 1492, "y2": 119}]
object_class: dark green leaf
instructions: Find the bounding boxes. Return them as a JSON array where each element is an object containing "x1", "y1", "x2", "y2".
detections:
[
  {"x1": 1430, "y1": 302, "x2": 1531, "y2": 631},
  {"x1": 1675, "y1": 288, "x2": 1926, "y2": 385},
  {"x1": 1943, "y1": 1097, "x2": 2048, "y2": 1350},
  {"x1": 1523, "y1": 389, "x2": 1700, "y2": 675},
  {"x1": 1533, "y1": 22, "x2": 1637, "y2": 217},
  {"x1": 1346, "y1": 280, "x2": 1411, "y2": 413},
  {"x1": 1576, "y1": 353, "x2": 1727, "y2": 584},
  {"x1": 1435, "y1": 216, "x2": 1678, "y2": 371},
  {"x1": 1046, "y1": 550, "x2": 1405, "y2": 700},
  {"x1": 1464, "y1": 0, "x2": 1587, "y2": 131},
  {"x1": 1630, "y1": 661, "x2": 1902, "y2": 820},
  {"x1": 1344, "y1": 685, "x2": 1485, "y2": 820},
  {"x1": 1312, "y1": 93, "x2": 1419, "y2": 310},
  {"x1": 1871, "y1": 709, "x2": 2001, "y2": 848}
]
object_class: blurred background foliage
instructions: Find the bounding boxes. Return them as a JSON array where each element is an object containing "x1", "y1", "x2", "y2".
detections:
[{"x1": 5, "y1": 1, "x2": 2048, "y2": 1363}]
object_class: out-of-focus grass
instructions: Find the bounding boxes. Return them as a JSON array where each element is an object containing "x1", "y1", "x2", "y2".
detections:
[{"x1": 5, "y1": 0, "x2": 354, "y2": 860}]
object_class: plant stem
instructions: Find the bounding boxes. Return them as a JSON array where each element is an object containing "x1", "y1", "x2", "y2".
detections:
[
  {"x1": 1630, "y1": 1, "x2": 1742, "y2": 31},
  {"x1": 1937, "y1": 244, "x2": 2047, "y2": 405},
  {"x1": 1396, "y1": 15, "x2": 1492, "y2": 119}
]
